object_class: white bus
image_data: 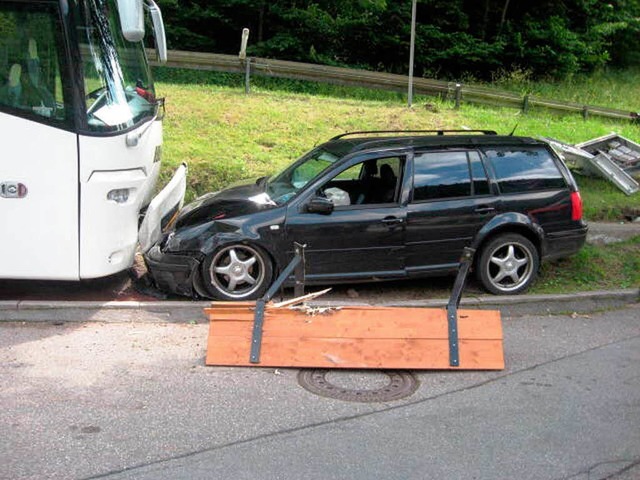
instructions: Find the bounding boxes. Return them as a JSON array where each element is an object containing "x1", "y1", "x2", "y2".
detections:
[{"x1": 0, "y1": 0, "x2": 185, "y2": 280}]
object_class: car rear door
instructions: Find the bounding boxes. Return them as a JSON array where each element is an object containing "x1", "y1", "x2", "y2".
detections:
[
  {"x1": 405, "y1": 149, "x2": 499, "y2": 274},
  {"x1": 285, "y1": 154, "x2": 408, "y2": 281}
]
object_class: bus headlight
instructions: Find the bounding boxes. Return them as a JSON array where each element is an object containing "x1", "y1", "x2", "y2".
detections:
[{"x1": 107, "y1": 188, "x2": 130, "y2": 204}]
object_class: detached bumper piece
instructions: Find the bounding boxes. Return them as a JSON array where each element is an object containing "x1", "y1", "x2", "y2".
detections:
[
  {"x1": 205, "y1": 246, "x2": 505, "y2": 371},
  {"x1": 144, "y1": 245, "x2": 199, "y2": 297}
]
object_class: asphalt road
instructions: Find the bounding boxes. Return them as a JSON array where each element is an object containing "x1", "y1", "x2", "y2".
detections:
[{"x1": 1, "y1": 304, "x2": 639, "y2": 480}]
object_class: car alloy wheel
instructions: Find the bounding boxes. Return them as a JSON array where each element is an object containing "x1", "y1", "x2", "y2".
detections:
[
  {"x1": 205, "y1": 244, "x2": 272, "y2": 300},
  {"x1": 478, "y1": 234, "x2": 539, "y2": 295}
]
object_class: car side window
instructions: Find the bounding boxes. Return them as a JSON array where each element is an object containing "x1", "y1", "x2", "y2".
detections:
[
  {"x1": 484, "y1": 147, "x2": 567, "y2": 194},
  {"x1": 412, "y1": 151, "x2": 473, "y2": 201},
  {"x1": 318, "y1": 156, "x2": 404, "y2": 207},
  {"x1": 469, "y1": 151, "x2": 491, "y2": 195}
]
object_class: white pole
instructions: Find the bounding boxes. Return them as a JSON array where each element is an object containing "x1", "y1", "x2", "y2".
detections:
[
  {"x1": 239, "y1": 28, "x2": 251, "y2": 94},
  {"x1": 239, "y1": 28, "x2": 250, "y2": 59},
  {"x1": 408, "y1": 0, "x2": 417, "y2": 108}
]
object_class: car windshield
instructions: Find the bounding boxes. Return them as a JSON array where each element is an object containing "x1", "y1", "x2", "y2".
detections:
[{"x1": 266, "y1": 148, "x2": 341, "y2": 205}]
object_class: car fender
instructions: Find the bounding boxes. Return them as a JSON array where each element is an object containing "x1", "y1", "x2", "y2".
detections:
[
  {"x1": 199, "y1": 216, "x2": 284, "y2": 267},
  {"x1": 471, "y1": 212, "x2": 545, "y2": 254}
]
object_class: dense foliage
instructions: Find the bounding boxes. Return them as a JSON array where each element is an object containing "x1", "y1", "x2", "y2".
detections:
[{"x1": 156, "y1": 0, "x2": 640, "y2": 79}]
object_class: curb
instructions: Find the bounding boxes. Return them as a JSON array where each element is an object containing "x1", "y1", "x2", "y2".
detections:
[{"x1": 0, "y1": 289, "x2": 638, "y2": 323}]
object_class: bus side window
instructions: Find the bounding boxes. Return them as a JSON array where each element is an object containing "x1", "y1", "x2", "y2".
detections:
[
  {"x1": 0, "y1": 5, "x2": 69, "y2": 124},
  {"x1": 0, "y1": 63, "x2": 21, "y2": 108}
]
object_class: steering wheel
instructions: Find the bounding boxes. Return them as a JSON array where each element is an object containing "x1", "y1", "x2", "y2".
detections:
[{"x1": 86, "y1": 86, "x2": 108, "y2": 115}]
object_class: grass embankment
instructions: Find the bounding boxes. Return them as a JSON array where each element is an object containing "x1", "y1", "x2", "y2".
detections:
[
  {"x1": 488, "y1": 67, "x2": 640, "y2": 112},
  {"x1": 154, "y1": 69, "x2": 640, "y2": 293}
]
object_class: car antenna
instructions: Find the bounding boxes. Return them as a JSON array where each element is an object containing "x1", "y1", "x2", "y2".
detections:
[{"x1": 508, "y1": 123, "x2": 519, "y2": 136}]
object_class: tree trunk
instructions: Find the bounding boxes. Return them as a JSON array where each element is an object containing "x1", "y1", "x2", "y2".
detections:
[
  {"x1": 480, "y1": 0, "x2": 491, "y2": 40},
  {"x1": 258, "y1": 4, "x2": 265, "y2": 43},
  {"x1": 498, "y1": 0, "x2": 510, "y2": 37}
]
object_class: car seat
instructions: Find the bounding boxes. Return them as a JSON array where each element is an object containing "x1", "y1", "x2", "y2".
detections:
[
  {"x1": 379, "y1": 164, "x2": 397, "y2": 203},
  {"x1": 356, "y1": 160, "x2": 380, "y2": 204},
  {"x1": 24, "y1": 38, "x2": 56, "y2": 116},
  {"x1": 0, "y1": 63, "x2": 22, "y2": 107}
]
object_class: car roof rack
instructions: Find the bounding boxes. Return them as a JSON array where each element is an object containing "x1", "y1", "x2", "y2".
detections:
[{"x1": 330, "y1": 129, "x2": 497, "y2": 141}]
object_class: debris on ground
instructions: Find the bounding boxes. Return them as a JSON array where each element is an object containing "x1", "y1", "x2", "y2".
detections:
[
  {"x1": 577, "y1": 133, "x2": 640, "y2": 175},
  {"x1": 272, "y1": 288, "x2": 332, "y2": 308},
  {"x1": 346, "y1": 288, "x2": 359, "y2": 299},
  {"x1": 291, "y1": 305, "x2": 342, "y2": 317},
  {"x1": 542, "y1": 133, "x2": 640, "y2": 196}
]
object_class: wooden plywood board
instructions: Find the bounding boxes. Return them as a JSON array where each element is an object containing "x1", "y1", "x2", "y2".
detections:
[{"x1": 205, "y1": 304, "x2": 504, "y2": 370}]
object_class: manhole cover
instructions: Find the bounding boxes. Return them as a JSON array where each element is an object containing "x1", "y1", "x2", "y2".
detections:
[{"x1": 297, "y1": 369, "x2": 419, "y2": 403}]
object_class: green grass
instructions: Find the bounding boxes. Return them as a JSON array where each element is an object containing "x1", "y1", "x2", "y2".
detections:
[
  {"x1": 482, "y1": 67, "x2": 640, "y2": 112},
  {"x1": 578, "y1": 175, "x2": 640, "y2": 221},
  {"x1": 532, "y1": 236, "x2": 640, "y2": 293},
  {"x1": 156, "y1": 70, "x2": 640, "y2": 217},
  {"x1": 157, "y1": 76, "x2": 465, "y2": 201},
  {"x1": 154, "y1": 69, "x2": 640, "y2": 293}
]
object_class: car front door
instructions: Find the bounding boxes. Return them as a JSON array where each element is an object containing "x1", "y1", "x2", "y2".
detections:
[
  {"x1": 405, "y1": 150, "x2": 499, "y2": 274},
  {"x1": 285, "y1": 155, "x2": 407, "y2": 282}
]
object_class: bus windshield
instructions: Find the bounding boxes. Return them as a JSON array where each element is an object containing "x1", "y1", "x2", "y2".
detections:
[{"x1": 77, "y1": 0, "x2": 156, "y2": 132}]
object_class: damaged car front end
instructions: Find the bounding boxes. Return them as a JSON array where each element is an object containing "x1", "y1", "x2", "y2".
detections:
[{"x1": 144, "y1": 180, "x2": 289, "y2": 299}]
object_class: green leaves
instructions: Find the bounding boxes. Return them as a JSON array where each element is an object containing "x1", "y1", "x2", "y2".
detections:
[{"x1": 155, "y1": 0, "x2": 640, "y2": 79}]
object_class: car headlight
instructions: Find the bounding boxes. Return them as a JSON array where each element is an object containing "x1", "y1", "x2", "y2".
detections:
[{"x1": 160, "y1": 231, "x2": 175, "y2": 250}]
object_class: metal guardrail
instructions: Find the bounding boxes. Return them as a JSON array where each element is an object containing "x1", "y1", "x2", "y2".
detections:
[{"x1": 149, "y1": 49, "x2": 639, "y2": 122}]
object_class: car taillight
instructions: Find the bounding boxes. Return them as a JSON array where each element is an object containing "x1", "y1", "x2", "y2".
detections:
[{"x1": 570, "y1": 191, "x2": 583, "y2": 221}]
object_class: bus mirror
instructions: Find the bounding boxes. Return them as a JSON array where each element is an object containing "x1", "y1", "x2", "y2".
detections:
[
  {"x1": 117, "y1": 0, "x2": 145, "y2": 42},
  {"x1": 146, "y1": 1, "x2": 168, "y2": 63}
]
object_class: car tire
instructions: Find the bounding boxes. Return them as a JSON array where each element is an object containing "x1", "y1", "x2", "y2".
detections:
[
  {"x1": 201, "y1": 243, "x2": 273, "y2": 301},
  {"x1": 477, "y1": 233, "x2": 539, "y2": 295}
]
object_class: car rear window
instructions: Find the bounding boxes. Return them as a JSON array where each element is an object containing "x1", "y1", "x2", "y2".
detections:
[
  {"x1": 484, "y1": 147, "x2": 566, "y2": 194},
  {"x1": 412, "y1": 151, "x2": 490, "y2": 201},
  {"x1": 413, "y1": 151, "x2": 470, "y2": 201}
]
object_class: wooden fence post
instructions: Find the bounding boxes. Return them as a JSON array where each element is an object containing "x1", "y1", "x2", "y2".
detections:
[
  {"x1": 454, "y1": 84, "x2": 462, "y2": 109},
  {"x1": 522, "y1": 94, "x2": 530, "y2": 114},
  {"x1": 239, "y1": 28, "x2": 251, "y2": 95},
  {"x1": 244, "y1": 58, "x2": 251, "y2": 94}
]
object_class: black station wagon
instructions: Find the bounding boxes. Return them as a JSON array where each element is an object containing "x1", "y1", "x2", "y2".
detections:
[{"x1": 145, "y1": 130, "x2": 588, "y2": 300}]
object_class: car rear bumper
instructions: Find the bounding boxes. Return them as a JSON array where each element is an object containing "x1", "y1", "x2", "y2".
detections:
[
  {"x1": 543, "y1": 225, "x2": 588, "y2": 260},
  {"x1": 144, "y1": 245, "x2": 200, "y2": 297}
]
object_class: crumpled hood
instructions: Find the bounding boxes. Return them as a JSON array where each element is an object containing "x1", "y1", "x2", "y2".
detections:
[{"x1": 174, "y1": 179, "x2": 276, "y2": 229}]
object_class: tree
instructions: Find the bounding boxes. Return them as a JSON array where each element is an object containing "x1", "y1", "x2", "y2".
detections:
[{"x1": 156, "y1": 0, "x2": 640, "y2": 79}]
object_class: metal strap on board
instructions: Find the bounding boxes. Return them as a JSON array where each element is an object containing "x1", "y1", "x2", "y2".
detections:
[
  {"x1": 445, "y1": 247, "x2": 476, "y2": 367},
  {"x1": 249, "y1": 243, "x2": 306, "y2": 363}
]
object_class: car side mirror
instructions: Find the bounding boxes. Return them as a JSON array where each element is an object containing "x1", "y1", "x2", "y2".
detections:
[
  {"x1": 255, "y1": 175, "x2": 268, "y2": 186},
  {"x1": 306, "y1": 196, "x2": 334, "y2": 215}
]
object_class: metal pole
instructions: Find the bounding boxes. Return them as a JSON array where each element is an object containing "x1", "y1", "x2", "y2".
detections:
[{"x1": 407, "y1": 0, "x2": 417, "y2": 108}]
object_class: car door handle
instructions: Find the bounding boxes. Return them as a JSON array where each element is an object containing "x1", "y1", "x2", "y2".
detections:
[
  {"x1": 474, "y1": 206, "x2": 496, "y2": 214},
  {"x1": 381, "y1": 216, "x2": 403, "y2": 226}
]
